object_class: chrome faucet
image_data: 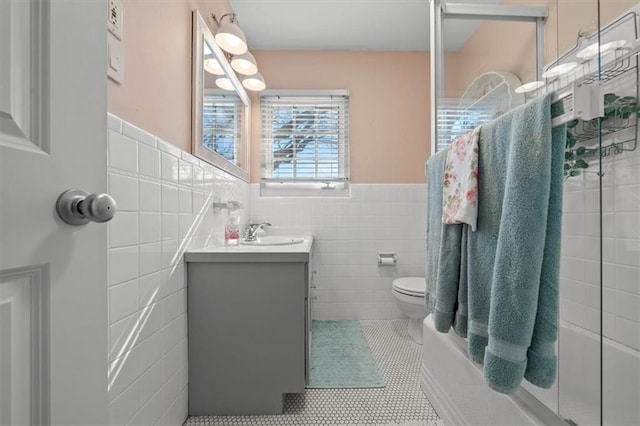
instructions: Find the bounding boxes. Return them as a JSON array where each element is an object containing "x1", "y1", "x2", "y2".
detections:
[{"x1": 245, "y1": 222, "x2": 271, "y2": 241}]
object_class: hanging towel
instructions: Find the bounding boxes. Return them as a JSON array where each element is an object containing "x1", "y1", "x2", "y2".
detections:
[
  {"x1": 465, "y1": 92, "x2": 564, "y2": 394},
  {"x1": 524, "y1": 101, "x2": 565, "y2": 389},
  {"x1": 442, "y1": 127, "x2": 481, "y2": 231},
  {"x1": 434, "y1": 219, "x2": 463, "y2": 333},
  {"x1": 425, "y1": 149, "x2": 448, "y2": 313},
  {"x1": 452, "y1": 225, "x2": 469, "y2": 338},
  {"x1": 425, "y1": 148, "x2": 465, "y2": 333}
]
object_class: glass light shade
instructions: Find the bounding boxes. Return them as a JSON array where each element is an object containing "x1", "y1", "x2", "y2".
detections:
[
  {"x1": 542, "y1": 62, "x2": 578, "y2": 79},
  {"x1": 231, "y1": 52, "x2": 258, "y2": 76},
  {"x1": 515, "y1": 81, "x2": 545, "y2": 94},
  {"x1": 204, "y1": 57, "x2": 225, "y2": 75},
  {"x1": 215, "y1": 77, "x2": 235, "y2": 91},
  {"x1": 215, "y1": 21, "x2": 248, "y2": 55},
  {"x1": 577, "y1": 40, "x2": 628, "y2": 60},
  {"x1": 242, "y1": 72, "x2": 266, "y2": 91}
]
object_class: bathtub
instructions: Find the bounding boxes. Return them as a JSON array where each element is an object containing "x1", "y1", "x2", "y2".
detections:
[
  {"x1": 419, "y1": 315, "x2": 565, "y2": 426},
  {"x1": 420, "y1": 315, "x2": 640, "y2": 425},
  {"x1": 558, "y1": 322, "x2": 640, "y2": 425}
]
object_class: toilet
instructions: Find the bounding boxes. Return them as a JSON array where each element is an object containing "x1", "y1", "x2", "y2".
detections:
[{"x1": 392, "y1": 277, "x2": 429, "y2": 344}]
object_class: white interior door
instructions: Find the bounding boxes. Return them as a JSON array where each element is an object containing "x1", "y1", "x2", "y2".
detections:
[{"x1": 0, "y1": 0, "x2": 108, "y2": 424}]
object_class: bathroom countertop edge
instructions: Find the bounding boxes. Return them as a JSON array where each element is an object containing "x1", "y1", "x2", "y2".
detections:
[{"x1": 184, "y1": 236, "x2": 313, "y2": 263}]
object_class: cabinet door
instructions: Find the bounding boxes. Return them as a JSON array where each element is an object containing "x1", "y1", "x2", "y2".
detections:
[{"x1": 188, "y1": 261, "x2": 306, "y2": 415}]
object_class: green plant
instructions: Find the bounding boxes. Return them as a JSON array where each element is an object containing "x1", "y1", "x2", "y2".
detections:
[
  {"x1": 564, "y1": 120, "x2": 596, "y2": 178},
  {"x1": 564, "y1": 93, "x2": 638, "y2": 179}
]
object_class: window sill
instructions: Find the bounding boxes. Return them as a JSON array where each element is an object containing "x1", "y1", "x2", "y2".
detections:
[{"x1": 260, "y1": 181, "x2": 350, "y2": 198}]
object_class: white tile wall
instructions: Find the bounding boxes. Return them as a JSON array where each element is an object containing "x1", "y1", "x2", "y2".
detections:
[
  {"x1": 560, "y1": 147, "x2": 640, "y2": 351},
  {"x1": 559, "y1": 142, "x2": 640, "y2": 425},
  {"x1": 249, "y1": 184, "x2": 427, "y2": 320},
  {"x1": 106, "y1": 114, "x2": 249, "y2": 426}
]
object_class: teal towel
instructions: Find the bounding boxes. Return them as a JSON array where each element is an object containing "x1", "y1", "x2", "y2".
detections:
[
  {"x1": 426, "y1": 149, "x2": 465, "y2": 332},
  {"x1": 425, "y1": 150, "x2": 466, "y2": 333},
  {"x1": 434, "y1": 221, "x2": 462, "y2": 332},
  {"x1": 524, "y1": 104, "x2": 565, "y2": 389},
  {"x1": 425, "y1": 150, "x2": 448, "y2": 313},
  {"x1": 466, "y1": 93, "x2": 563, "y2": 394},
  {"x1": 453, "y1": 225, "x2": 469, "y2": 338}
]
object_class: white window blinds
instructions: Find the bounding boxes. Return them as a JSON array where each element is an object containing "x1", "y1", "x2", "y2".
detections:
[
  {"x1": 437, "y1": 98, "x2": 508, "y2": 152},
  {"x1": 261, "y1": 91, "x2": 349, "y2": 185},
  {"x1": 203, "y1": 92, "x2": 244, "y2": 165}
]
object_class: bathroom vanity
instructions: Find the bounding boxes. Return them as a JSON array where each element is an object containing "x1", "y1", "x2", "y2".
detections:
[{"x1": 184, "y1": 236, "x2": 313, "y2": 415}]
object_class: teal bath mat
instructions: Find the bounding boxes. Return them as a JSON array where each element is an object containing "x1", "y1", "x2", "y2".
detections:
[{"x1": 308, "y1": 320, "x2": 385, "y2": 388}]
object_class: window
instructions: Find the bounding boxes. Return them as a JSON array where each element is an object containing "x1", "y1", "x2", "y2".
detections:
[
  {"x1": 436, "y1": 98, "x2": 495, "y2": 152},
  {"x1": 437, "y1": 100, "x2": 470, "y2": 152},
  {"x1": 203, "y1": 91, "x2": 244, "y2": 165},
  {"x1": 260, "y1": 90, "x2": 349, "y2": 196}
]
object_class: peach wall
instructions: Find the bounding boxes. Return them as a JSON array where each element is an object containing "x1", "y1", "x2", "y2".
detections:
[
  {"x1": 552, "y1": 0, "x2": 636, "y2": 67},
  {"x1": 107, "y1": 0, "x2": 233, "y2": 153},
  {"x1": 107, "y1": 0, "x2": 635, "y2": 182},
  {"x1": 454, "y1": 0, "x2": 555, "y2": 93},
  {"x1": 454, "y1": 0, "x2": 637, "y2": 93},
  {"x1": 249, "y1": 51, "x2": 458, "y2": 184},
  {"x1": 107, "y1": 2, "x2": 446, "y2": 184},
  {"x1": 555, "y1": 1, "x2": 637, "y2": 55},
  {"x1": 600, "y1": 1, "x2": 640, "y2": 26}
]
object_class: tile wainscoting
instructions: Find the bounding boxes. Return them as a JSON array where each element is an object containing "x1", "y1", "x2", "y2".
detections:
[
  {"x1": 105, "y1": 113, "x2": 429, "y2": 423},
  {"x1": 249, "y1": 184, "x2": 427, "y2": 320},
  {"x1": 561, "y1": 146, "x2": 640, "y2": 349},
  {"x1": 555, "y1": 145, "x2": 640, "y2": 423},
  {"x1": 106, "y1": 114, "x2": 249, "y2": 426}
]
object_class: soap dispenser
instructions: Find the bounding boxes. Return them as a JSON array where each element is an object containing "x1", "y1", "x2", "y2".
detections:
[{"x1": 224, "y1": 211, "x2": 240, "y2": 245}]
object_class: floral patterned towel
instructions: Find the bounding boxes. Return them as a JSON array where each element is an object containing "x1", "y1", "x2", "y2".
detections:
[{"x1": 442, "y1": 127, "x2": 480, "y2": 231}]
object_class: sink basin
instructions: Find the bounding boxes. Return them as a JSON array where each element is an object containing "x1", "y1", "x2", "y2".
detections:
[{"x1": 241, "y1": 236, "x2": 305, "y2": 246}]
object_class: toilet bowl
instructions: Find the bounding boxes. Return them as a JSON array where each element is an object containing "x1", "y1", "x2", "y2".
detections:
[{"x1": 392, "y1": 277, "x2": 429, "y2": 344}]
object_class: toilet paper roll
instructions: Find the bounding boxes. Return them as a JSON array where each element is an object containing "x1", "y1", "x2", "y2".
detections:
[{"x1": 378, "y1": 257, "x2": 396, "y2": 266}]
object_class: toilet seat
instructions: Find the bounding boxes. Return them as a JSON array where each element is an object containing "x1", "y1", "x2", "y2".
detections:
[
  {"x1": 392, "y1": 277, "x2": 426, "y2": 297},
  {"x1": 392, "y1": 277, "x2": 428, "y2": 344}
]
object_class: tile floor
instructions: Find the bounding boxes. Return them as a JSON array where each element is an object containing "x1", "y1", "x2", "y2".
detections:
[{"x1": 184, "y1": 320, "x2": 440, "y2": 425}]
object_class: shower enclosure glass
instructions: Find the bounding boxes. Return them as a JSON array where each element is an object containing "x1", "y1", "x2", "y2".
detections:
[
  {"x1": 597, "y1": 3, "x2": 640, "y2": 425},
  {"x1": 431, "y1": 1, "x2": 640, "y2": 424}
]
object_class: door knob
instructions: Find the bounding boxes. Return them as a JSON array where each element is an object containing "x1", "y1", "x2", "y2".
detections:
[{"x1": 56, "y1": 189, "x2": 117, "y2": 226}]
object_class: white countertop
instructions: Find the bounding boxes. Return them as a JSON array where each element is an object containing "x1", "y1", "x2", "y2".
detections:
[{"x1": 184, "y1": 235, "x2": 313, "y2": 263}]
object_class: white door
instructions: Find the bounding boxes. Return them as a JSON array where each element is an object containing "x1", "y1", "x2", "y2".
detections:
[{"x1": 0, "y1": 0, "x2": 108, "y2": 425}]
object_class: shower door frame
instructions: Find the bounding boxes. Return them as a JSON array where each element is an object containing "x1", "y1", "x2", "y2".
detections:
[{"x1": 429, "y1": 0, "x2": 548, "y2": 156}]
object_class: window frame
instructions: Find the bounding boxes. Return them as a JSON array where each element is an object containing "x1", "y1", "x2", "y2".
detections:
[{"x1": 260, "y1": 89, "x2": 350, "y2": 198}]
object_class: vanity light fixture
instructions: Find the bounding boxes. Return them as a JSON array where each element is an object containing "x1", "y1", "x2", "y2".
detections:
[
  {"x1": 577, "y1": 39, "x2": 628, "y2": 60},
  {"x1": 542, "y1": 62, "x2": 578, "y2": 79},
  {"x1": 215, "y1": 76, "x2": 236, "y2": 91},
  {"x1": 242, "y1": 72, "x2": 266, "y2": 92},
  {"x1": 231, "y1": 51, "x2": 258, "y2": 76},
  {"x1": 204, "y1": 56, "x2": 225, "y2": 75},
  {"x1": 515, "y1": 80, "x2": 545, "y2": 94},
  {"x1": 211, "y1": 13, "x2": 248, "y2": 55}
]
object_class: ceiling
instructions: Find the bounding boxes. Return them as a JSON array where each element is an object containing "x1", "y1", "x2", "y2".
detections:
[{"x1": 229, "y1": 0, "x2": 502, "y2": 52}]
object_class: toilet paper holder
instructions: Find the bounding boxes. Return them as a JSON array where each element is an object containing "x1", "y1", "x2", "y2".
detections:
[{"x1": 377, "y1": 252, "x2": 397, "y2": 266}]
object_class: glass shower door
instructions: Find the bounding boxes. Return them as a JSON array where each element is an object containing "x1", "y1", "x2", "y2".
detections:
[
  {"x1": 432, "y1": 2, "x2": 640, "y2": 424},
  {"x1": 555, "y1": 2, "x2": 640, "y2": 424},
  {"x1": 553, "y1": 3, "x2": 602, "y2": 423},
  {"x1": 598, "y1": 2, "x2": 640, "y2": 425}
]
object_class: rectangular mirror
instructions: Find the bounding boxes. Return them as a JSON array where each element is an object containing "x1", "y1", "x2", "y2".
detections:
[{"x1": 192, "y1": 11, "x2": 250, "y2": 181}]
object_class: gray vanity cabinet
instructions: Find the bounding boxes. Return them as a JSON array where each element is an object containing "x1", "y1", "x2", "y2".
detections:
[{"x1": 185, "y1": 239, "x2": 313, "y2": 416}]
